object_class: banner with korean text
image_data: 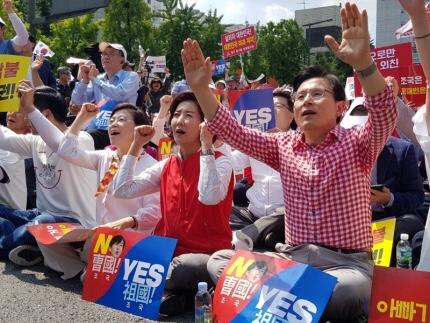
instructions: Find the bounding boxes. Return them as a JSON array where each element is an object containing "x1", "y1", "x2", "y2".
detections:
[
  {"x1": 82, "y1": 228, "x2": 177, "y2": 320},
  {"x1": 372, "y1": 217, "x2": 396, "y2": 267},
  {"x1": 369, "y1": 266, "x2": 430, "y2": 322},
  {"x1": 212, "y1": 88, "x2": 276, "y2": 132},
  {"x1": 399, "y1": 64, "x2": 427, "y2": 107},
  {"x1": 27, "y1": 222, "x2": 94, "y2": 244},
  {"x1": 213, "y1": 250, "x2": 337, "y2": 322},
  {"x1": 221, "y1": 26, "x2": 257, "y2": 58},
  {"x1": 0, "y1": 55, "x2": 31, "y2": 112},
  {"x1": 354, "y1": 43, "x2": 413, "y2": 98}
]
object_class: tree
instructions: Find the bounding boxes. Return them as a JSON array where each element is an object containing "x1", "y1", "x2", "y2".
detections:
[
  {"x1": 43, "y1": 14, "x2": 99, "y2": 70},
  {"x1": 198, "y1": 9, "x2": 225, "y2": 63},
  {"x1": 99, "y1": 0, "x2": 152, "y2": 64},
  {"x1": 257, "y1": 19, "x2": 309, "y2": 85},
  {"x1": 157, "y1": 0, "x2": 203, "y2": 80}
]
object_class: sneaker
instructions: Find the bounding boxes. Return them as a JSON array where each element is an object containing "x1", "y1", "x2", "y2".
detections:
[
  {"x1": 80, "y1": 268, "x2": 87, "y2": 284},
  {"x1": 234, "y1": 231, "x2": 253, "y2": 250},
  {"x1": 9, "y1": 245, "x2": 43, "y2": 266}
]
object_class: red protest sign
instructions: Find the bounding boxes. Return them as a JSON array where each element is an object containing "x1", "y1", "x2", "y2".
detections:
[
  {"x1": 354, "y1": 43, "x2": 413, "y2": 97},
  {"x1": 221, "y1": 26, "x2": 257, "y2": 58},
  {"x1": 399, "y1": 64, "x2": 426, "y2": 107},
  {"x1": 369, "y1": 266, "x2": 430, "y2": 322}
]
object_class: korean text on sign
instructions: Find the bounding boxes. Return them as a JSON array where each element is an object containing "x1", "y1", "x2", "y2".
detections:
[
  {"x1": 0, "y1": 55, "x2": 31, "y2": 112},
  {"x1": 221, "y1": 26, "x2": 257, "y2": 58}
]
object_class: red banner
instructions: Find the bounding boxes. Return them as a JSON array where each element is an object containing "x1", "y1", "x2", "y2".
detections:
[
  {"x1": 369, "y1": 266, "x2": 430, "y2": 322},
  {"x1": 221, "y1": 26, "x2": 257, "y2": 58},
  {"x1": 354, "y1": 43, "x2": 414, "y2": 98},
  {"x1": 399, "y1": 64, "x2": 426, "y2": 107}
]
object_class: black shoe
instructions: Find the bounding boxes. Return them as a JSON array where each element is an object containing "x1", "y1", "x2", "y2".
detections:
[
  {"x1": 9, "y1": 245, "x2": 43, "y2": 266},
  {"x1": 159, "y1": 292, "x2": 186, "y2": 316},
  {"x1": 264, "y1": 231, "x2": 284, "y2": 250}
]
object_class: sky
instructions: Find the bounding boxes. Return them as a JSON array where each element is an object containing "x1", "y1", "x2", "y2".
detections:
[{"x1": 183, "y1": 0, "x2": 377, "y2": 41}]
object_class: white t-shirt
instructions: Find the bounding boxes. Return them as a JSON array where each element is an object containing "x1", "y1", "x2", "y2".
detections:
[{"x1": 0, "y1": 115, "x2": 97, "y2": 228}]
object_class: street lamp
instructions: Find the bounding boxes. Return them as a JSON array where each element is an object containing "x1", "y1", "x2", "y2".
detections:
[{"x1": 302, "y1": 18, "x2": 333, "y2": 65}]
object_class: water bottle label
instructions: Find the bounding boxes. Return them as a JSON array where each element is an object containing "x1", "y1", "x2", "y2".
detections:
[{"x1": 195, "y1": 307, "x2": 204, "y2": 318}]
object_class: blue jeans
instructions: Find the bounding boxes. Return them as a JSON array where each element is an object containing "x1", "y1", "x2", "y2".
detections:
[{"x1": 0, "y1": 204, "x2": 81, "y2": 258}]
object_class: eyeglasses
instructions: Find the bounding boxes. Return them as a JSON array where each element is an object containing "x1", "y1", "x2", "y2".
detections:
[
  {"x1": 274, "y1": 103, "x2": 292, "y2": 111},
  {"x1": 100, "y1": 52, "x2": 122, "y2": 58},
  {"x1": 61, "y1": 72, "x2": 71, "y2": 75},
  {"x1": 152, "y1": 81, "x2": 162, "y2": 85},
  {"x1": 294, "y1": 88, "x2": 334, "y2": 102},
  {"x1": 109, "y1": 116, "x2": 130, "y2": 125}
]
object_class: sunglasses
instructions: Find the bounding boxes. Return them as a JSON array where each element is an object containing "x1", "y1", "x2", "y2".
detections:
[{"x1": 152, "y1": 81, "x2": 162, "y2": 85}]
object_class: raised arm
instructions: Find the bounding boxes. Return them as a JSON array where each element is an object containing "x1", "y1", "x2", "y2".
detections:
[
  {"x1": 325, "y1": 2, "x2": 387, "y2": 96},
  {"x1": 198, "y1": 123, "x2": 233, "y2": 205},
  {"x1": 3, "y1": 0, "x2": 28, "y2": 52},
  {"x1": 398, "y1": 0, "x2": 430, "y2": 133},
  {"x1": 151, "y1": 95, "x2": 171, "y2": 146}
]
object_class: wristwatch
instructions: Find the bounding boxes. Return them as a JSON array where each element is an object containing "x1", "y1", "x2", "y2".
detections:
[
  {"x1": 201, "y1": 149, "x2": 215, "y2": 156},
  {"x1": 355, "y1": 61, "x2": 377, "y2": 79}
]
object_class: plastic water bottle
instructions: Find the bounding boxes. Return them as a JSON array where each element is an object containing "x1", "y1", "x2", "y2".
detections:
[
  {"x1": 195, "y1": 282, "x2": 212, "y2": 323},
  {"x1": 396, "y1": 233, "x2": 412, "y2": 269},
  {"x1": 138, "y1": 45, "x2": 144, "y2": 57}
]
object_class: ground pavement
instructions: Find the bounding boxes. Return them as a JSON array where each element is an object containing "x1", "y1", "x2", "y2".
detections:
[{"x1": 0, "y1": 259, "x2": 194, "y2": 323}]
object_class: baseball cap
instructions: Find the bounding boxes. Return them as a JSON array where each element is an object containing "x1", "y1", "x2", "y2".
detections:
[
  {"x1": 340, "y1": 97, "x2": 368, "y2": 129},
  {"x1": 99, "y1": 42, "x2": 127, "y2": 61},
  {"x1": 0, "y1": 17, "x2": 7, "y2": 27},
  {"x1": 226, "y1": 76, "x2": 238, "y2": 82}
]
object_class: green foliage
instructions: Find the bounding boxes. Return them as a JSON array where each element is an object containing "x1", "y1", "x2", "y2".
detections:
[
  {"x1": 157, "y1": 0, "x2": 204, "y2": 79},
  {"x1": 42, "y1": 14, "x2": 99, "y2": 70},
  {"x1": 100, "y1": 0, "x2": 152, "y2": 65},
  {"x1": 256, "y1": 19, "x2": 309, "y2": 85}
]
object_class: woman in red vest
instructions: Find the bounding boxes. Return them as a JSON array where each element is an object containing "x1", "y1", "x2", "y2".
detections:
[{"x1": 112, "y1": 91, "x2": 234, "y2": 316}]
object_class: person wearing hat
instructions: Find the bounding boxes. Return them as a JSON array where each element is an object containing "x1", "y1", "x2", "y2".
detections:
[
  {"x1": 215, "y1": 80, "x2": 226, "y2": 90},
  {"x1": 0, "y1": 0, "x2": 28, "y2": 55},
  {"x1": 122, "y1": 60, "x2": 135, "y2": 72},
  {"x1": 226, "y1": 75, "x2": 238, "y2": 91},
  {"x1": 139, "y1": 68, "x2": 171, "y2": 119},
  {"x1": 72, "y1": 42, "x2": 139, "y2": 106}
]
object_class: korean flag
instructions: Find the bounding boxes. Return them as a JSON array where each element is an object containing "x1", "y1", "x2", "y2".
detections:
[{"x1": 33, "y1": 41, "x2": 55, "y2": 57}]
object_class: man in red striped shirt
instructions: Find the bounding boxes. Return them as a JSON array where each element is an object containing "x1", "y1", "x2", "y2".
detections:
[{"x1": 182, "y1": 2, "x2": 398, "y2": 321}]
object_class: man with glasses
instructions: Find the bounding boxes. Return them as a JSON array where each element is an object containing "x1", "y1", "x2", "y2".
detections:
[
  {"x1": 183, "y1": 3, "x2": 398, "y2": 321},
  {"x1": 0, "y1": 0, "x2": 28, "y2": 55},
  {"x1": 72, "y1": 42, "x2": 139, "y2": 106},
  {"x1": 56, "y1": 67, "x2": 73, "y2": 103},
  {"x1": 71, "y1": 42, "x2": 139, "y2": 149}
]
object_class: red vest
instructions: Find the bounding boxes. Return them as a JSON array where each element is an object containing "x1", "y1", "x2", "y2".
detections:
[{"x1": 154, "y1": 151, "x2": 234, "y2": 257}]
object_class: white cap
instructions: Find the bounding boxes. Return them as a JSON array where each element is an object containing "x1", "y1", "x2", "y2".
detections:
[
  {"x1": 99, "y1": 42, "x2": 127, "y2": 61},
  {"x1": 0, "y1": 17, "x2": 7, "y2": 27},
  {"x1": 198, "y1": 282, "x2": 208, "y2": 291},
  {"x1": 340, "y1": 97, "x2": 368, "y2": 129},
  {"x1": 400, "y1": 233, "x2": 409, "y2": 240}
]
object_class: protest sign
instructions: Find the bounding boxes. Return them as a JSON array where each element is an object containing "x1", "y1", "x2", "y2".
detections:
[
  {"x1": 212, "y1": 88, "x2": 276, "y2": 132},
  {"x1": 83, "y1": 100, "x2": 122, "y2": 131},
  {"x1": 354, "y1": 43, "x2": 413, "y2": 98},
  {"x1": 213, "y1": 250, "x2": 337, "y2": 322},
  {"x1": 372, "y1": 218, "x2": 396, "y2": 267},
  {"x1": 211, "y1": 59, "x2": 227, "y2": 76},
  {"x1": 82, "y1": 227, "x2": 177, "y2": 320},
  {"x1": 399, "y1": 64, "x2": 427, "y2": 107},
  {"x1": 27, "y1": 222, "x2": 94, "y2": 244},
  {"x1": 0, "y1": 55, "x2": 31, "y2": 112},
  {"x1": 369, "y1": 266, "x2": 430, "y2": 322},
  {"x1": 221, "y1": 26, "x2": 257, "y2": 58},
  {"x1": 146, "y1": 56, "x2": 166, "y2": 73},
  {"x1": 157, "y1": 137, "x2": 175, "y2": 161}
]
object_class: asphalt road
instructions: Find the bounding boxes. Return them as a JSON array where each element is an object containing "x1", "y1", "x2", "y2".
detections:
[{"x1": 0, "y1": 259, "x2": 194, "y2": 323}]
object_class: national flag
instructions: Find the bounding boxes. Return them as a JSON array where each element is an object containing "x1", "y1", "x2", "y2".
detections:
[{"x1": 33, "y1": 41, "x2": 55, "y2": 57}]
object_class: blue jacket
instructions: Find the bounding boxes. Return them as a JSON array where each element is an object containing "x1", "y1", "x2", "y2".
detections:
[{"x1": 373, "y1": 136, "x2": 425, "y2": 219}]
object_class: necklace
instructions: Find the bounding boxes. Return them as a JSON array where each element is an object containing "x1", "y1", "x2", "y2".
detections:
[{"x1": 95, "y1": 150, "x2": 146, "y2": 197}]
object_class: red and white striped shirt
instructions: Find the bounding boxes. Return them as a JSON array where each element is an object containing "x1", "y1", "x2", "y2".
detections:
[{"x1": 207, "y1": 85, "x2": 398, "y2": 249}]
